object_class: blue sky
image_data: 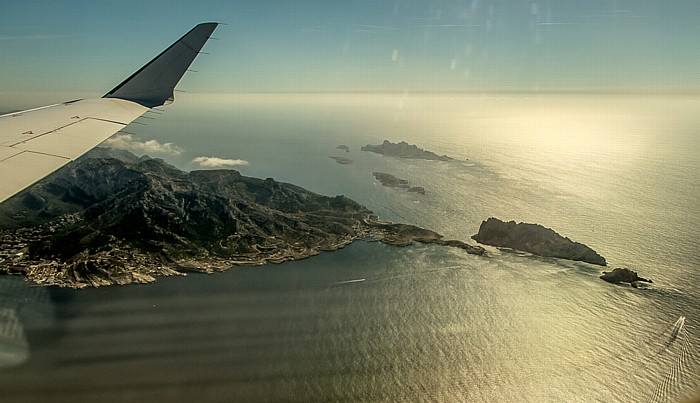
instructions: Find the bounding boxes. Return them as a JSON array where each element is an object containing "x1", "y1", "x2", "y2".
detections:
[{"x1": 1, "y1": 0, "x2": 699, "y2": 99}]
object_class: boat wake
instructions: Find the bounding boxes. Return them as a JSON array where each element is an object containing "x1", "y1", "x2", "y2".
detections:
[
  {"x1": 646, "y1": 316, "x2": 696, "y2": 403},
  {"x1": 549, "y1": 315, "x2": 697, "y2": 402},
  {"x1": 333, "y1": 278, "x2": 366, "y2": 285}
]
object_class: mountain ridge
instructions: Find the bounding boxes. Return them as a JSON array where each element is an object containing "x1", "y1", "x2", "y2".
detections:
[{"x1": 0, "y1": 148, "x2": 484, "y2": 288}]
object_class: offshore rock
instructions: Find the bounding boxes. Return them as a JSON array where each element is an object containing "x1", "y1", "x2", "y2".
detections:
[
  {"x1": 372, "y1": 172, "x2": 425, "y2": 194},
  {"x1": 600, "y1": 268, "x2": 652, "y2": 285},
  {"x1": 0, "y1": 148, "x2": 482, "y2": 288},
  {"x1": 329, "y1": 156, "x2": 353, "y2": 165},
  {"x1": 472, "y1": 218, "x2": 607, "y2": 266},
  {"x1": 373, "y1": 172, "x2": 409, "y2": 188}
]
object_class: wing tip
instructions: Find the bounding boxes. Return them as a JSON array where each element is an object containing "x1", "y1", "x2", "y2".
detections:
[{"x1": 104, "y1": 23, "x2": 219, "y2": 108}]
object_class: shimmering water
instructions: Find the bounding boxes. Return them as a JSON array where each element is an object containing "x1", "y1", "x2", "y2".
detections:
[{"x1": 1, "y1": 93, "x2": 699, "y2": 402}]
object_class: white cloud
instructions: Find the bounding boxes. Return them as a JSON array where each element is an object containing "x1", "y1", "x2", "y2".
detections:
[
  {"x1": 192, "y1": 156, "x2": 249, "y2": 168},
  {"x1": 104, "y1": 134, "x2": 183, "y2": 156}
]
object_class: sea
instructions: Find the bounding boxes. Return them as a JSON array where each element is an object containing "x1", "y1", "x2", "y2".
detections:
[{"x1": 1, "y1": 93, "x2": 699, "y2": 402}]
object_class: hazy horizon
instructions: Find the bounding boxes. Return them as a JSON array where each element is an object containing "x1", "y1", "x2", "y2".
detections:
[{"x1": 4, "y1": 88, "x2": 700, "y2": 116}]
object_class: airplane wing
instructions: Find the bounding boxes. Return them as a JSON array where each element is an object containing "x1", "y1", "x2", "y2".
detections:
[{"x1": 0, "y1": 22, "x2": 218, "y2": 204}]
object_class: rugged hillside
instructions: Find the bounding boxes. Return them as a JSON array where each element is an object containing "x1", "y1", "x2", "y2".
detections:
[{"x1": 0, "y1": 148, "x2": 483, "y2": 288}]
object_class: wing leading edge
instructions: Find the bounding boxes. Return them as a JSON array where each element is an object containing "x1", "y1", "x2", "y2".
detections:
[{"x1": 0, "y1": 22, "x2": 218, "y2": 204}]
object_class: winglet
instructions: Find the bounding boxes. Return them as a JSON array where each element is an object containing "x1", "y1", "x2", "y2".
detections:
[{"x1": 104, "y1": 22, "x2": 218, "y2": 108}]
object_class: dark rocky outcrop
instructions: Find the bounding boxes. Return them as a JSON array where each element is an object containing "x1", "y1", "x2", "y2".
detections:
[
  {"x1": 329, "y1": 156, "x2": 353, "y2": 165},
  {"x1": 364, "y1": 220, "x2": 485, "y2": 255},
  {"x1": 472, "y1": 218, "x2": 607, "y2": 266},
  {"x1": 600, "y1": 268, "x2": 652, "y2": 286},
  {"x1": 362, "y1": 140, "x2": 453, "y2": 161},
  {"x1": 372, "y1": 173, "x2": 426, "y2": 195},
  {"x1": 0, "y1": 148, "x2": 481, "y2": 288},
  {"x1": 373, "y1": 172, "x2": 409, "y2": 188}
]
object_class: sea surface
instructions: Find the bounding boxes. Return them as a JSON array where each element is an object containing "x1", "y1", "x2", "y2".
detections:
[{"x1": 1, "y1": 93, "x2": 699, "y2": 402}]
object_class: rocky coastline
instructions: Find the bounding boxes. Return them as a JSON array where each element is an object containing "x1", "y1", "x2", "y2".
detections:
[
  {"x1": 1, "y1": 149, "x2": 650, "y2": 290},
  {"x1": 0, "y1": 149, "x2": 483, "y2": 288}
]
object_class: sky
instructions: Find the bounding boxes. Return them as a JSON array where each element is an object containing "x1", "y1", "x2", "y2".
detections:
[{"x1": 1, "y1": 0, "x2": 699, "y2": 103}]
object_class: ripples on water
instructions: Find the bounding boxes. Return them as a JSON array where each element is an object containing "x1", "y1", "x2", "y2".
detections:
[{"x1": 1, "y1": 94, "x2": 699, "y2": 402}]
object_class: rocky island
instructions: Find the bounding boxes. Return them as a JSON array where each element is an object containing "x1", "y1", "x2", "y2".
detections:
[
  {"x1": 600, "y1": 268, "x2": 652, "y2": 287},
  {"x1": 0, "y1": 148, "x2": 483, "y2": 288},
  {"x1": 361, "y1": 140, "x2": 453, "y2": 161},
  {"x1": 372, "y1": 172, "x2": 425, "y2": 194},
  {"x1": 373, "y1": 172, "x2": 409, "y2": 188},
  {"x1": 329, "y1": 156, "x2": 354, "y2": 165},
  {"x1": 472, "y1": 218, "x2": 607, "y2": 266}
]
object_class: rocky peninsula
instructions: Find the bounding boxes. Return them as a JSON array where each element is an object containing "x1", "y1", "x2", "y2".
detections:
[
  {"x1": 0, "y1": 149, "x2": 483, "y2": 288},
  {"x1": 472, "y1": 218, "x2": 607, "y2": 266},
  {"x1": 361, "y1": 140, "x2": 453, "y2": 161}
]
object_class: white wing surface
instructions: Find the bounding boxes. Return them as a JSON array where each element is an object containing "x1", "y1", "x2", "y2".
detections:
[{"x1": 0, "y1": 22, "x2": 218, "y2": 203}]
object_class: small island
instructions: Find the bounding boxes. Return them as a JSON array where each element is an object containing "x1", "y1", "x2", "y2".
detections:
[
  {"x1": 407, "y1": 187, "x2": 426, "y2": 195},
  {"x1": 373, "y1": 172, "x2": 409, "y2": 188},
  {"x1": 0, "y1": 149, "x2": 480, "y2": 288},
  {"x1": 361, "y1": 140, "x2": 453, "y2": 161},
  {"x1": 329, "y1": 156, "x2": 354, "y2": 165},
  {"x1": 372, "y1": 172, "x2": 425, "y2": 195},
  {"x1": 472, "y1": 218, "x2": 607, "y2": 266},
  {"x1": 600, "y1": 268, "x2": 652, "y2": 287}
]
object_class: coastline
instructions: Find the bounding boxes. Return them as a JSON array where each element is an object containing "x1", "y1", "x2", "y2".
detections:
[{"x1": 1, "y1": 215, "x2": 485, "y2": 289}]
